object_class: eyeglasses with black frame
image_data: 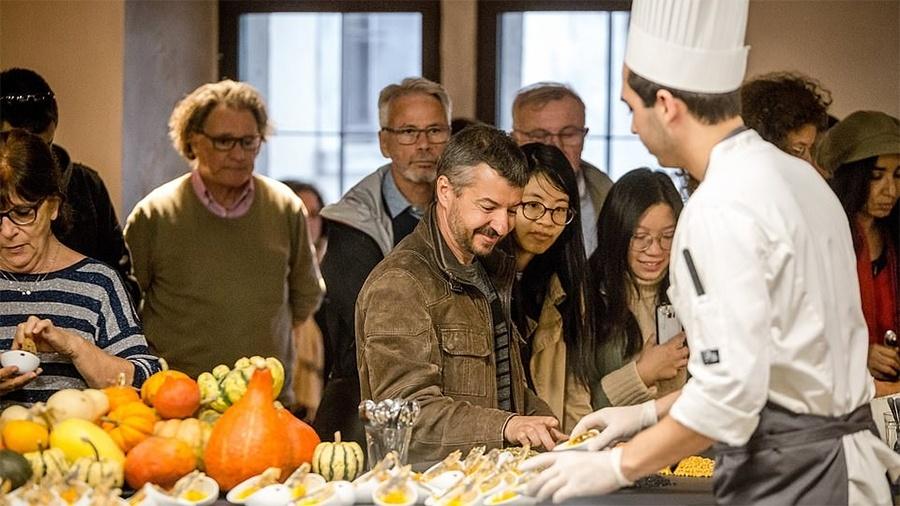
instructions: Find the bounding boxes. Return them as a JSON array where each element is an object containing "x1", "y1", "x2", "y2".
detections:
[
  {"x1": 630, "y1": 231, "x2": 675, "y2": 252},
  {"x1": 519, "y1": 201, "x2": 575, "y2": 226},
  {"x1": 513, "y1": 126, "x2": 588, "y2": 147},
  {"x1": 0, "y1": 198, "x2": 45, "y2": 226},
  {"x1": 381, "y1": 126, "x2": 451, "y2": 145},
  {"x1": 199, "y1": 131, "x2": 262, "y2": 152}
]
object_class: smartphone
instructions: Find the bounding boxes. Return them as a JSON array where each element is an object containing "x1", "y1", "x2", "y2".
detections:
[{"x1": 656, "y1": 303, "x2": 683, "y2": 345}]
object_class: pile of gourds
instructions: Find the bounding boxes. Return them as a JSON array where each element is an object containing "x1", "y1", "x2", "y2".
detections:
[{"x1": 0, "y1": 355, "x2": 330, "y2": 496}]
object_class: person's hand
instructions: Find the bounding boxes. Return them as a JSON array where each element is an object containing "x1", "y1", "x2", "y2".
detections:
[
  {"x1": 868, "y1": 344, "x2": 900, "y2": 380},
  {"x1": 569, "y1": 400, "x2": 657, "y2": 451},
  {"x1": 521, "y1": 447, "x2": 631, "y2": 502},
  {"x1": 0, "y1": 365, "x2": 41, "y2": 396},
  {"x1": 504, "y1": 416, "x2": 567, "y2": 450},
  {"x1": 15, "y1": 316, "x2": 84, "y2": 359},
  {"x1": 636, "y1": 332, "x2": 688, "y2": 385}
]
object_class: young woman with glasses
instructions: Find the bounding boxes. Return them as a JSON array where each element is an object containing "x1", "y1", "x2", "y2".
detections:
[
  {"x1": 589, "y1": 168, "x2": 688, "y2": 410},
  {"x1": 510, "y1": 143, "x2": 595, "y2": 432}
]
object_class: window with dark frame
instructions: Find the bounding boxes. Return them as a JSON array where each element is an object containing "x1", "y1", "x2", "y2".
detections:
[{"x1": 219, "y1": 1, "x2": 440, "y2": 205}]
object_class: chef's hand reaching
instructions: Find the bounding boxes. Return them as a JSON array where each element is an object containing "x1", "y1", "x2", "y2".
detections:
[
  {"x1": 569, "y1": 399, "x2": 657, "y2": 451},
  {"x1": 868, "y1": 343, "x2": 900, "y2": 381},
  {"x1": 521, "y1": 447, "x2": 632, "y2": 503}
]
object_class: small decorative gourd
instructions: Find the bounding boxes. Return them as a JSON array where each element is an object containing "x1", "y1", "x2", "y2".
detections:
[
  {"x1": 140, "y1": 359, "x2": 190, "y2": 406},
  {"x1": 0, "y1": 449, "x2": 32, "y2": 493},
  {"x1": 311, "y1": 431, "x2": 365, "y2": 481},
  {"x1": 23, "y1": 447, "x2": 69, "y2": 481},
  {"x1": 101, "y1": 400, "x2": 158, "y2": 452},
  {"x1": 153, "y1": 417, "x2": 213, "y2": 469},
  {"x1": 124, "y1": 436, "x2": 197, "y2": 489},
  {"x1": 103, "y1": 372, "x2": 140, "y2": 412},
  {"x1": 71, "y1": 438, "x2": 124, "y2": 488},
  {"x1": 197, "y1": 356, "x2": 285, "y2": 413}
]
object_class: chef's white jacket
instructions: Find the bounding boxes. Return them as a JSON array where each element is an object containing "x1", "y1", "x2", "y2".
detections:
[{"x1": 667, "y1": 129, "x2": 900, "y2": 503}]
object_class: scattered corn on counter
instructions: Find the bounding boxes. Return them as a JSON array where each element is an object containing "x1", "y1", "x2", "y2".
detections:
[{"x1": 658, "y1": 455, "x2": 715, "y2": 478}]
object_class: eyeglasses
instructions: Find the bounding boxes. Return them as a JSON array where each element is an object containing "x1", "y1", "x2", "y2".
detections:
[
  {"x1": 0, "y1": 198, "x2": 44, "y2": 226},
  {"x1": 513, "y1": 127, "x2": 588, "y2": 146},
  {"x1": 382, "y1": 126, "x2": 451, "y2": 145},
  {"x1": 199, "y1": 131, "x2": 262, "y2": 152},
  {"x1": 519, "y1": 201, "x2": 575, "y2": 226},
  {"x1": 630, "y1": 231, "x2": 675, "y2": 252}
]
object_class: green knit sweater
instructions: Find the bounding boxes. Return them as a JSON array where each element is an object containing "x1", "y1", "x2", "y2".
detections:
[{"x1": 125, "y1": 174, "x2": 324, "y2": 402}]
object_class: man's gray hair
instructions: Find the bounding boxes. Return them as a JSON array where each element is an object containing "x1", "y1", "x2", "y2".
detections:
[
  {"x1": 437, "y1": 124, "x2": 527, "y2": 193},
  {"x1": 169, "y1": 79, "x2": 270, "y2": 161},
  {"x1": 512, "y1": 82, "x2": 585, "y2": 125},
  {"x1": 378, "y1": 77, "x2": 451, "y2": 128}
]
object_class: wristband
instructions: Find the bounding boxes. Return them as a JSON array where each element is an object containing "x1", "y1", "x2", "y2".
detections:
[{"x1": 609, "y1": 446, "x2": 635, "y2": 487}]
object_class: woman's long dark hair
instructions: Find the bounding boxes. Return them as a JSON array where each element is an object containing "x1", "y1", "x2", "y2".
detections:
[
  {"x1": 517, "y1": 143, "x2": 595, "y2": 386},
  {"x1": 831, "y1": 155, "x2": 900, "y2": 255},
  {"x1": 589, "y1": 168, "x2": 683, "y2": 366}
]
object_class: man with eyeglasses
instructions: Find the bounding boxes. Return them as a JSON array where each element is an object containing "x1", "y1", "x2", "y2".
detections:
[
  {"x1": 511, "y1": 82, "x2": 613, "y2": 255},
  {"x1": 313, "y1": 77, "x2": 452, "y2": 446},
  {"x1": 124, "y1": 80, "x2": 324, "y2": 408},
  {"x1": 0, "y1": 68, "x2": 141, "y2": 305}
]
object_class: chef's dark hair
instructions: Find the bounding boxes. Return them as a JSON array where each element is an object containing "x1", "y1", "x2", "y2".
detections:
[{"x1": 627, "y1": 70, "x2": 741, "y2": 125}]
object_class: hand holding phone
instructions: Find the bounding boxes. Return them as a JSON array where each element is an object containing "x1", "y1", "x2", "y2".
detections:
[{"x1": 656, "y1": 303, "x2": 683, "y2": 345}]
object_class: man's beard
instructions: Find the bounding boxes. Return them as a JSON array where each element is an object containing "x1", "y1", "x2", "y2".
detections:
[{"x1": 449, "y1": 202, "x2": 501, "y2": 258}]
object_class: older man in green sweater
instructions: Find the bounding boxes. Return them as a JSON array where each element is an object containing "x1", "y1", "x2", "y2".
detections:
[{"x1": 125, "y1": 80, "x2": 324, "y2": 407}]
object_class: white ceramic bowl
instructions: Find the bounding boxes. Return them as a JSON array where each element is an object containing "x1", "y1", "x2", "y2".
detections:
[
  {"x1": 0, "y1": 350, "x2": 40, "y2": 373},
  {"x1": 142, "y1": 476, "x2": 220, "y2": 506}
]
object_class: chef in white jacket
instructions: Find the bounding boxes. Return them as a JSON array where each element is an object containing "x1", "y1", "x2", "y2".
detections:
[{"x1": 522, "y1": 0, "x2": 900, "y2": 504}]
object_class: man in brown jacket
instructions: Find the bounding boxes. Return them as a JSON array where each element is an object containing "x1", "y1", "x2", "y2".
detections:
[{"x1": 356, "y1": 125, "x2": 563, "y2": 467}]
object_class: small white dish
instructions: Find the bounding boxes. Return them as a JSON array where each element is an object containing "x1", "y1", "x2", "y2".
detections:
[
  {"x1": 142, "y1": 475, "x2": 219, "y2": 506},
  {"x1": 1, "y1": 349, "x2": 40, "y2": 373},
  {"x1": 373, "y1": 479, "x2": 417, "y2": 506},
  {"x1": 552, "y1": 429, "x2": 601, "y2": 452},
  {"x1": 482, "y1": 488, "x2": 536, "y2": 506}
]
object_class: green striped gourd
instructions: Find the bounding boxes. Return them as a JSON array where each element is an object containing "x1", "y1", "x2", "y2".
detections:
[
  {"x1": 311, "y1": 432, "x2": 365, "y2": 481},
  {"x1": 197, "y1": 356, "x2": 285, "y2": 413}
]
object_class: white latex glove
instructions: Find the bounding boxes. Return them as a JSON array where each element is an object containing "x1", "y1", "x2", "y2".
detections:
[
  {"x1": 521, "y1": 447, "x2": 632, "y2": 503},
  {"x1": 570, "y1": 399, "x2": 657, "y2": 451}
]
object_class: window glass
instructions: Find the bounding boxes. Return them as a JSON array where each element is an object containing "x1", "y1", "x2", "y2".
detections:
[{"x1": 239, "y1": 12, "x2": 422, "y2": 204}]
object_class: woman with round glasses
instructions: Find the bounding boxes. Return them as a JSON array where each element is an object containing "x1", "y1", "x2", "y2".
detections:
[
  {"x1": 589, "y1": 168, "x2": 688, "y2": 410},
  {"x1": 509, "y1": 143, "x2": 595, "y2": 432},
  {"x1": 0, "y1": 129, "x2": 160, "y2": 404}
]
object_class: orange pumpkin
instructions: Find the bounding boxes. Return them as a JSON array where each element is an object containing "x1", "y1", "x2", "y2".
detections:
[
  {"x1": 153, "y1": 377, "x2": 201, "y2": 419},
  {"x1": 140, "y1": 359, "x2": 190, "y2": 406},
  {"x1": 277, "y1": 408, "x2": 320, "y2": 471},
  {"x1": 124, "y1": 436, "x2": 196, "y2": 489},
  {"x1": 103, "y1": 373, "x2": 140, "y2": 412},
  {"x1": 204, "y1": 368, "x2": 292, "y2": 490},
  {"x1": 101, "y1": 401, "x2": 157, "y2": 452}
]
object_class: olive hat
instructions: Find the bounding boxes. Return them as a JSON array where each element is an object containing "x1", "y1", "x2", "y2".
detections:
[{"x1": 816, "y1": 110, "x2": 900, "y2": 174}]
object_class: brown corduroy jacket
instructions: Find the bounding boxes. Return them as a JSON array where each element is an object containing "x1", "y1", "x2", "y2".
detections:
[{"x1": 356, "y1": 205, "x2": 554, "y2": 468}]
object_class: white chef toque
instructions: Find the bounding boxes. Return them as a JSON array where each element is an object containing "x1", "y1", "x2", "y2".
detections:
[{"x1": 625, "y1": 0, "x2": 751, "y2": 94}]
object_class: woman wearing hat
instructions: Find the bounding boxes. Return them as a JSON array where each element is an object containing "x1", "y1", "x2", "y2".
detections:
[{"x1": 818, "y1": 111, "x2": 900, "y2": 393}]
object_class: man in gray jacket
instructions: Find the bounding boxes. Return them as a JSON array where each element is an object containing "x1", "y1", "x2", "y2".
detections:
[{"x1": 314, "y1": 78, "x2": 451, "y2": 445}]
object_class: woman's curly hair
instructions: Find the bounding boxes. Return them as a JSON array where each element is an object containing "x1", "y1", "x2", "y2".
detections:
[{"x1": 741, "y1": 72, "x2": 832, "y2": 150}]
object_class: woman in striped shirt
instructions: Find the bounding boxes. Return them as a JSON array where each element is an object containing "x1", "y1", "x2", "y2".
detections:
[{"x1": 0, "y1": 129, "x2": 161, "y2": 405}]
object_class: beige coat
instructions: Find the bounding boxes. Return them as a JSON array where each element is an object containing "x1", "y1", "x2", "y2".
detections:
[{"x1": 524, "y1": 275, "x2": 593, "y2": 433}]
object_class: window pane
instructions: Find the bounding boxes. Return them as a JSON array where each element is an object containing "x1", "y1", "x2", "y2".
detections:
[
  {"x1": 239, "y1": 12, "x2": 422, "y2": 202},
  {"x1": 498, "y1": 12, "x2": 610, "y2": 134}
]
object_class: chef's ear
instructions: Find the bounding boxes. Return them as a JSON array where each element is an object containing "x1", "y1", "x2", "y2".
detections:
[{"x1": 654, "y1": 89, "x2": 684, "y2": 127}]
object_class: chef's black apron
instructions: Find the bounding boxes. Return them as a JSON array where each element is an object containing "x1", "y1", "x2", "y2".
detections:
[{"x1": 712, "y1": 401, "x2": 883, "y2": 504}]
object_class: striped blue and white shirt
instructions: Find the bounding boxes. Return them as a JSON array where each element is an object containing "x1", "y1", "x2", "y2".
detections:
[{"x1": 1, "y1": 258, "x2": 161, "y2": 405}]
